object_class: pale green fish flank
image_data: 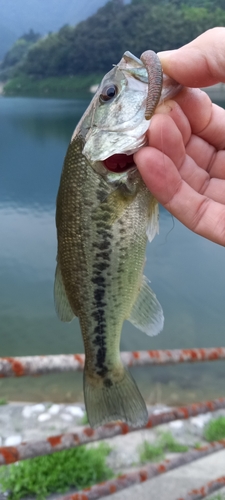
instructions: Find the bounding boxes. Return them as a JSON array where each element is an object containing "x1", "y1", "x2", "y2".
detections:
[{"x1": 55, "y1": 50, "x2": 181, "y2": 428}]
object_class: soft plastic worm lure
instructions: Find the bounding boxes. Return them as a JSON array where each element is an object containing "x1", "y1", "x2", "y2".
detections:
[{"x1": 140, "y1": 50, "x2": 163, "y2": 120}]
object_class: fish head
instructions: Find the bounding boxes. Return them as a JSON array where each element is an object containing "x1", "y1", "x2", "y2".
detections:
[
  {"x1": 80, "y1": 51, "x2": 150, "y2": 167},
  {"x1": 75, "y1": 51, "x2": 181, "y2": 182}
]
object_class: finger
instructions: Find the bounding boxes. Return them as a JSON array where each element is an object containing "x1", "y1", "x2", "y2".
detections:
[
  {"x1": 185, "y1": 135, "x2": 216, "y2": 173},
  {"x1": 178, "y1": 154, "x2": 209, "y2": 195},
  {"x1": 196, "y1": 103, "x2": 225, "y2": 150},
  {"x1": 135, "y1": 148, "x2": 225, "y2": 246},
  {"x1": 186, "y1": 136, "x2": 225, "y2": 180},
  {"x1": 146, "y1": 102, "x2": 225, "y2": 192},
  {"x1": 203, "y1": 178, "x2": 225, "y2": 205},
  {"x1": 135, "y1": 145, "x2": 210, "y2": 203},
  {"x1": 167, "y1": 180, "x2": 225, "y2": 246},
  {"x1": 158, "y1": 28, "x2": 225, "y2": 87},
  {"x1": 149, "y1": 103, "x2": 224, "y2": 178},
  {"x1": 134, "y1": 146, "x2": 181, "y2": 206},
  {"x1": 175, "y1": 89, "x2": 225, "y2": 150},
  {"x1": 179, "y1": 155, "x2": 225, "y2": 204},
  {"x1": 138, "y1": 129, "x2": 225, "y2": 204},
  {"x1": 208, "y1": 150, "x2": 225, "y2": 179},
  {"x1": 147, "y1": 106, "x2": 224, "y2": 186},
  {"x1": 154, "y1": 99, "x2": 191, "y2": 146},
  {"x1": 147, "y1": 113, "x2": 186, "y2": 168}
]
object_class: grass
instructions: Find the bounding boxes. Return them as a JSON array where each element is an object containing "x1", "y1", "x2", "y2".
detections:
[
  {"x1": 210, "y1": 495, "x2": 225, "y2": 500},
  {"x1": 194, "y1": 441, "x2": 202, "y2": 449},
  {"x1": 204, "y1": 416, "x2": 225, "y2": 442},
  {"x1": 79, "y1": 411, "x2": 89, "y2": 425},
  {"x1": 0, "y1": 443, "x2": 113, "y2": 500},
  {"x1": 139, "y1": 431, "x2": 189, "y2": 463},
  {"x1": 159, "y1": 431, "x2": 189, "y2": 453},
  {"x1": 139, "y1": 441, "x2": 164, "y2": 462},
  {"x1": 0, "y1": 399, "x2": 7, "y2": 405},
  {"x1": 3, "y1": 74, "x2": 103, "y2": 97}
]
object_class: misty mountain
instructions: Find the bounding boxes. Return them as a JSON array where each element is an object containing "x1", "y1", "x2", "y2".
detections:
[{"x1": 0, "y1": 0, "x2": 109, "y2": 60}]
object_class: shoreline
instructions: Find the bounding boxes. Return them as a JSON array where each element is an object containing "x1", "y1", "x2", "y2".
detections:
[
  {"x1": 0, "y1": 74, "x2": 102, "y2": 97},
  {"x1": 1, "y1": 79, "x2": 225, "y2": 99}
]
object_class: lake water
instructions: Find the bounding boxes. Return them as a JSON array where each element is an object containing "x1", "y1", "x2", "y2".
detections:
[{"x1": 1, "y1": 95, "x2": 225, "y2": 407}]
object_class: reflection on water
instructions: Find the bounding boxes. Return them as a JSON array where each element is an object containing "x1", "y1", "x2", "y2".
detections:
[{"x1": 1, "y1": 96, "x2": 225, "y2": 405}]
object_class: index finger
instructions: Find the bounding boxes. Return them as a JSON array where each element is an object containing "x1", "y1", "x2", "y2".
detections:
[
  {"x1": 172, "y1": 87, "x2": 225, "y2": 150},
  {"x1": 135, "y1": 147, "x2": 225, "y2": 246}
]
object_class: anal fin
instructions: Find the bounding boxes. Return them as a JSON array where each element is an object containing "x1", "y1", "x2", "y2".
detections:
[{"x1": 128, "y1": 276, "x2": 164, "y2": 336}]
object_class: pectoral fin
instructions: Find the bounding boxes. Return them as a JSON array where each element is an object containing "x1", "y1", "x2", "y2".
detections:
[
  {"x1": 146, "y1": 196, "x2": 159, "y2": 242},
  {"x1": 128, "y1": 276, "x2": 164, "y2": 336},
  {"x1": 93, "y1": 188, "x2": 136, "y2": 225},
  {"x1": 54, "y1": 263, "x2": 75, "y2": 322}
]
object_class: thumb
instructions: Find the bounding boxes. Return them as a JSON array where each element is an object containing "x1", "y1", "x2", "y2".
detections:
[{"x1": 158, "y1": 28, "x2": 225, "y2": 88}]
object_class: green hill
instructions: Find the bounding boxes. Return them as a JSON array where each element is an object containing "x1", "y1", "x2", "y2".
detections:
[{"x1": 2, "y1": 0, "x2": 225, "y2": 96}]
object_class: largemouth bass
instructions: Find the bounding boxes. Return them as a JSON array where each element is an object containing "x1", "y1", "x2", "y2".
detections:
[{"x1": 55, "y1": 51, "x2": 181, "y2": 428}]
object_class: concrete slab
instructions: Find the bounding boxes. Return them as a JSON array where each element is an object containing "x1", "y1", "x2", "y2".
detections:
[
  {"x1": 100, "y1": 449, "x2": 225, "y2": 500},
  {"x1": 207, "y1": 486, "x2": 225, "y2": 499}
]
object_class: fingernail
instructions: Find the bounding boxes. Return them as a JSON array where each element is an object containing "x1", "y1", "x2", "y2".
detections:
[
  {"x1": 155, "y1": 102, "x2": 173, "y2": 114},
  {"x1": 157, "y1": 50, "x2": 177, "y2": 59}
]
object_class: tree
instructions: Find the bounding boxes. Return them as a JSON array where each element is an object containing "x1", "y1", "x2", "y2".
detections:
[
  {"x1": 5, "y1": 0, "x2": 225, "y2": 79},
  {"x1": 19, "y1": 29, "x2": 41, "y2": 43}
]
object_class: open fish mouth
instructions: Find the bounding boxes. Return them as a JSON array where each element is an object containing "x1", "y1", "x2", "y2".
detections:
[{"x1": 103, "y1": 154, "x2": 135, "y2": 173}]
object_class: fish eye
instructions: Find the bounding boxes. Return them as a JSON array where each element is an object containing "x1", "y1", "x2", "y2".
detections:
[{"x1": 99, "y1": 85, "x2": 117, "y2": 103}]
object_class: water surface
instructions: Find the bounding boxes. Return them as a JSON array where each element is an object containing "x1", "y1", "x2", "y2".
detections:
[{"x1": 1, "y1": 96, "x2": 225, "y2": 406}]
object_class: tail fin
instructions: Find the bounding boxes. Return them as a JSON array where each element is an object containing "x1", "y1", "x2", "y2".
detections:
[{"x1": 84, "y1": 367, "x2": 148, "y2": 428}]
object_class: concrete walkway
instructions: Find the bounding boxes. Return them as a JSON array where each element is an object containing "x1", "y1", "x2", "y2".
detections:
[
  {"x1": 1, "y1": 403, "x2": 225, "y2": 500},
  {"x1": 101, "y1": 450, "x2": 225, "y2": 500}
]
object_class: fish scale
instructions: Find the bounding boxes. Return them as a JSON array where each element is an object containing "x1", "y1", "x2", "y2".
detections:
[
  {"x1": 56, "y1": 136, "x2": 152, "y2": 426},
  {"x1": 55, "y1": 50, "x2": 180, "y2": 428}
]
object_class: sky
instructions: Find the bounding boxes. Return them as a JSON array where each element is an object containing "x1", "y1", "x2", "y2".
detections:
[{"x1": 0, "y1": 0, "x2": 110, "y2": 59}]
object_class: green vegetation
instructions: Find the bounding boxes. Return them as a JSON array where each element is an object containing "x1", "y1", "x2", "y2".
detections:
[
  {"x1": 3, "y1": 74, "x2": 102, "y2": 97},
  {"x1": 17, "y1": 2, "x2": 225, "y2": 78},
  {"x1": 193, "y1": 441, "x2": 202, "y2": 449},
  {"x1": 79, "y1": 411, "x2": 89, "y2": 425},
  {"x1": 204, "y1": 416, "x2": 225, "y2": 442},
  {"x1": 0, "y1": 30, "x2": 40, "y2": 82},
  {"x1": 139, "y1": 431, "x2": 188, "y2": 463},
  {"x1": 0, "y1": 399, "x2": 7, "y2": 405},
  {"x1": 210, "y1": 495, "x2": 225, "y2": 500},
  {"x1": 133, "y1": 0, "x2": 225, "y2": 6},
  {"x1": 1, "y1": 0, "x2": 225, "y2": 96},
  {"x1": 159, "y1": 431, "x2": 189, "y2": 453},
  {"x1": 0, "y1": 443, "x2": 113, "y2": 500},
  {"x1": 140, "y1": 441, "x2": 164, "y2": 462}
]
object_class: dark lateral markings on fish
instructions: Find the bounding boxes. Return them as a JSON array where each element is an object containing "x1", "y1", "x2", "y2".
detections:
[
  {"x1": 54, "y1": 49, "x2": 180, "y2": 428},
  {"x1": 91, "y1": 228, "x2": 112, "y2": 377}
]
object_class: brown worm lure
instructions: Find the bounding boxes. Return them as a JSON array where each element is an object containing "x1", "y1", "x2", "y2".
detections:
[{"x1": 140, "y1": 50, "x2": 163, "y2": 120}]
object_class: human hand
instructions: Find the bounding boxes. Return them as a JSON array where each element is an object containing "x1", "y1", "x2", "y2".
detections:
[{"x1": 134, "y1": 28, "x2": 225, "y2": 246}]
